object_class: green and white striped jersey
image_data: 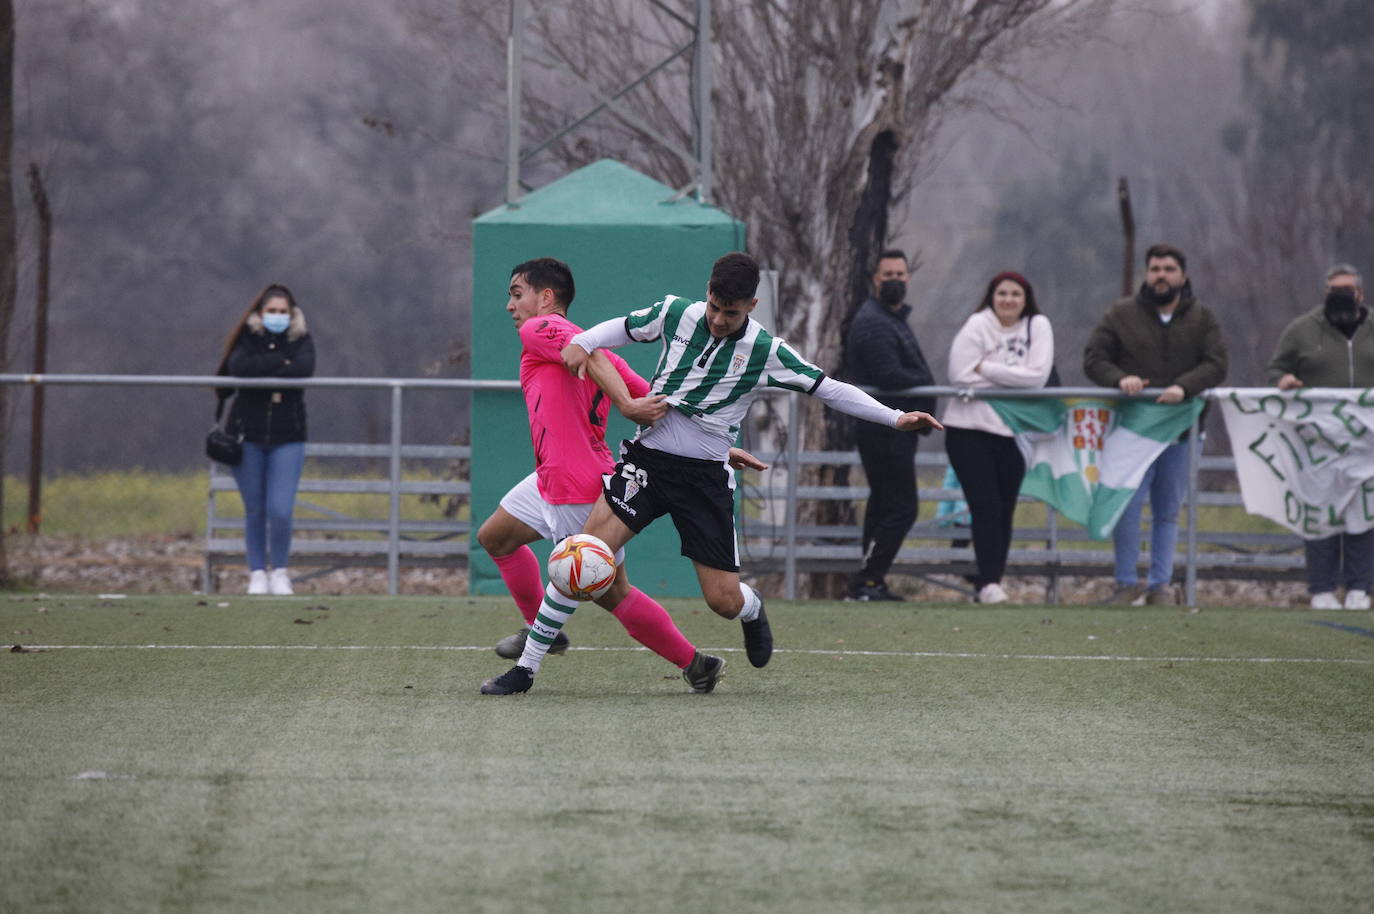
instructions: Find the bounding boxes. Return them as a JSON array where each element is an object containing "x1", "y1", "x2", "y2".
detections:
[{"x1": 625, "y1": 294, "x2": 824, "y2": 440}]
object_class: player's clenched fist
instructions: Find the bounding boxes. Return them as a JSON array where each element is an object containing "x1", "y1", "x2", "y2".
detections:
[{"x1": 561, "y1": 342, "x2": 590, "y2": 378}]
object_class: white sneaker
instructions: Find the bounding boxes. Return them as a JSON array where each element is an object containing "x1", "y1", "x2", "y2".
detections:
[
  {"x1": 248, "y1": 570, "x2": 269, "y2": 595},
  {"x1": 1343, "y1": 589, "x2": 1371, "y2": 611},
  {"x1": 978, "y1": 582, "x2": 1009, "y2": 604},
  {"x1": 269, "y1": 568, "x2": 294, "y2": 596},
  {"x1": 1310, "y1": 592, "x2": 1341, "y2": 610}
]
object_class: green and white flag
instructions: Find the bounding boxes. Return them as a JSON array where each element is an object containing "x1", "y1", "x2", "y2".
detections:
[
  {"x1": 1215, "y1": 387, "x2": 1374, "y2": 538},
  {"x1": 988, "y1": 397, "x2": 1204, "y2": 539}
]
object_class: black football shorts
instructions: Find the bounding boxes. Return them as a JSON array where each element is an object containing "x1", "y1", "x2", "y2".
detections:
[{"x1": 602, "y1": 439, "x2": 740, "y2": 572}]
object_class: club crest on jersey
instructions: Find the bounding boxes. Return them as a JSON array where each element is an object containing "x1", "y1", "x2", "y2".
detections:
[{"x1": 730, "y1": 353, "x2": 747, "y2": 374}]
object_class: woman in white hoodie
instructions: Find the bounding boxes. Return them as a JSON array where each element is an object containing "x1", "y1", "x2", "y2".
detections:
[{"x1": 943, "y1": 271, "x2": 1054, "y2": 604}]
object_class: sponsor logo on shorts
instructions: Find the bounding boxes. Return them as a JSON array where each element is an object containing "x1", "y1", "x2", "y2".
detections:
[{"x1": 608, "y1": 495, "x2": 638, "y2": 516}]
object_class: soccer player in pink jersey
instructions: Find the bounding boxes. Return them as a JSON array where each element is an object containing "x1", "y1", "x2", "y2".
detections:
[{"x1": 477, "y1": 258, "x2": 764, "y2": 695}]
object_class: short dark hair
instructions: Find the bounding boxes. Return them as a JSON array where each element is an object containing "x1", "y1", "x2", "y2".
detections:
[
  {"x1": 1145, "y1": 243, "x2": 1187, "y2": 272},
  {"x1": 977, "y1": 271, "x2": 1041, "y2": 319},
  {"x1": 708, "y1": 252, "x2": 760, "y2": 302},
  {"x1": 874, "y1": 248, "x2": 908, "y2": 272},
  {"x1": 511, "y1": 257, "x2": 575, "y2": 309}
]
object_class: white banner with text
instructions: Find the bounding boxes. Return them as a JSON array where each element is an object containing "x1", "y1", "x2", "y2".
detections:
[{"x1": 1215, "y1": 387, "x2": 1374, "y2": 539}]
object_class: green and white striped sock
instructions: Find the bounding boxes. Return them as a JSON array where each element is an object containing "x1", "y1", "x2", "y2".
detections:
[{"x1": 519, "y1": 585, "x2": 579, "y2": 673}]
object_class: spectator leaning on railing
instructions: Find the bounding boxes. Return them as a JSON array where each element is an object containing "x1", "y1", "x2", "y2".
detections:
[
  {"x1": 941, "y1": 271, "x2": 1054, "y2": 606},
  {"x1": 1265, "y1": 262, "x2": 1374, "y2": 611},
  {"x1": 1083, "y1": 243, "x2": 1228, "y2": 606}
]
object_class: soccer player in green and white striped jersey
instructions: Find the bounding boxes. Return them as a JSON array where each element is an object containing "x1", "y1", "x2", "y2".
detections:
[{"x1": 481, "y1": 252, "x2": 941, "y2": 695}]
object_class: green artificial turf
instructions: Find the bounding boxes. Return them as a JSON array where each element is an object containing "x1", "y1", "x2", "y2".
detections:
[{"x1": 2, "y1": 595, "x2": 1371, "y2": 914}]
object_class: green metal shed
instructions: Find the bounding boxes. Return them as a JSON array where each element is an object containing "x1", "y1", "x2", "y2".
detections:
[{"x1": 469, "y1": 159, "x2": 745, "y2": 597}]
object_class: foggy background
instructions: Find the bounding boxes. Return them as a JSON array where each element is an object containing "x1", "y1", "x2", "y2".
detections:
[{"x1": 2, "y1": 0, "x2": 1365, "y2": 472}]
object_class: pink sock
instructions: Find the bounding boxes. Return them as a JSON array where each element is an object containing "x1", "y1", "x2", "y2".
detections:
[
  {"x1": 492, "y1": 546, "x2": 544, "y2": 625},
  {"x1": 612, "y1": 587, "x2": 696, "y2": 669}
]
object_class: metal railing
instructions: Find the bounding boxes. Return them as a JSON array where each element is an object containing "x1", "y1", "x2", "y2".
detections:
[
  {"x1": 0, "y1": 374, "x2": 513, "y2": 594},
  {"x1": 742, "y1": 386, "x2": 1290, "y2": 606},
  {"x1": 0, "y1": 375, "x2": 1298, "y2": 605},
  {"x1": 203, "y1": 441, "x2": 472, "y2": 594}
]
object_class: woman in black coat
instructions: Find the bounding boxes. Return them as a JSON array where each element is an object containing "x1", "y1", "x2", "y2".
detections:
[{"x1": 214, "y1": 284, "x2": 316, "y2": 595}]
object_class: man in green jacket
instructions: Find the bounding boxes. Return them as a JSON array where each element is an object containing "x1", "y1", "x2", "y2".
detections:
[
  {"x1": 1266, "y1": 263, "x2": 1374, "y2": 611},
  {"x1": 1084, "y1": 243, "x2": 1228, "y2": 605}
]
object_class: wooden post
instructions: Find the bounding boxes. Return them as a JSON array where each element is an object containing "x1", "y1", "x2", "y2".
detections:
[
  {"x1": 1117, "y1": 177, "x2": 1135, "y2": 296},
  {"x1": 26, "y1": 163, "x2": 49, "y2": 533}
]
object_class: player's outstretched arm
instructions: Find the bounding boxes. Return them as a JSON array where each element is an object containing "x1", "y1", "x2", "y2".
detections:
[
  {"x1": 811, "y1": 376, "x2": 942, "y2": 432},
  {"x1": 727, "y1": 447, "x2": 769, "y2": 471}
]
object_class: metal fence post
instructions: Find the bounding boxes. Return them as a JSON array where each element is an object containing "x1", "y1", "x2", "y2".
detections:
[
  {"x1": 505, "y1": 0, "x2": 526, "y2": 206},
  {"x1": 1046, "y1": 505, "x2": 1060, "y2": 605},
  {"x1": 1184, "y1": 409, "x2": 1201, "y2": 608},
  {"x1": 783, "y1": 394, "x2": 801, "y2": 600},
  {"x1": 203, "y1": 470, "x2": 215, "y2": 594},
  {"x1": 388, "y1": 384, "x2": 403, "y2": 596},
  {"x1": 692, "y1": 0, "x2": 712, "y2": 203}
]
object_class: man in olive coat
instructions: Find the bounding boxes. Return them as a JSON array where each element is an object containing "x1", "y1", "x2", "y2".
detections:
[
  {"x1": 1266, "y1": 263, "x2": 1374, "y2": 611},
  {"x1": 1084, "y1": 243, "x2": 1228, "y2": 605}
]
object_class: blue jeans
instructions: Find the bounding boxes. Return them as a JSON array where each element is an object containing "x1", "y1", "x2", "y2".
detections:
[
  {"x1": 232, "y1": 441, "x2": 305, "y2": 571},
  {"x1": 1113, "y1": 440, "x2": 1188, "y2": 589},
  {"x1": 1305, "y1": 531, "x2": 1374, "y2": 595}
]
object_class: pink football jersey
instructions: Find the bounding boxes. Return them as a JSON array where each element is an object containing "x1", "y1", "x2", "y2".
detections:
[{"x1": 518, "y1": 313, "x2": 649, "y2": 504}]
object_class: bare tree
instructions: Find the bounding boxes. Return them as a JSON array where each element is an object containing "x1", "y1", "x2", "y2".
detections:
[
  {"x1": 1213, "y1": 0, "x2": 1374, "y2": 382},
  {"x1": 452, "y1": 0, "x2": 1107, "y2": 357},
  {"x1": 435, "y1": 0, "x2": 1111, "y2": 592}
]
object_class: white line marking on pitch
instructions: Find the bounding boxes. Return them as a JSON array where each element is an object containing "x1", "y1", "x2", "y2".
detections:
[{"x1": 7, "y1": 644, "x2": 1372, "y2": 665}]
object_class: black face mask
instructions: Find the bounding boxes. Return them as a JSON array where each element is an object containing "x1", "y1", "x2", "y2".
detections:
[
  {"x1": 1141, "y1": 281, "x2": 1178, "y2": 307},
  {"x1": 877, "y1": 279, "x2": 907, "y2": 306},
  {"x1": 1324, "y1": 287, "x2": 1361, "y2": 329}
]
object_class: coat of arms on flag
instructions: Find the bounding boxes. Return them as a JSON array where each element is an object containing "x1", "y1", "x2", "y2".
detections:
[{"x1": 987, "y1": 396, "x2": 1203, "y2": 539}]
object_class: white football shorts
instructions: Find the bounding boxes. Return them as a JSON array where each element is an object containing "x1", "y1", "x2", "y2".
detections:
[{"x1": 498, "y1": 472, "x2": 625, "y2": 562}]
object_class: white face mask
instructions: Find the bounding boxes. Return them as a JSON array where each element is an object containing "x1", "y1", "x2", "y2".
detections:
[{"x1": 262, "y1": 312, "x2": 291, "y2": 334}]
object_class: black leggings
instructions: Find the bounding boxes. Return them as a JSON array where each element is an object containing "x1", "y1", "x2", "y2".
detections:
[{"x1": 944, "y1": 427, "x2": 1025, "y2": 588}]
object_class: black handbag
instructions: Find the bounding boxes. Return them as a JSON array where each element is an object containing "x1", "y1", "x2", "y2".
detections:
[{"x1": 205, "y1": 394, "x2": 243, "y2": 466}]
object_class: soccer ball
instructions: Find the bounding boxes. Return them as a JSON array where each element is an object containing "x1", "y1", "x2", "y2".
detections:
[{"x1": 548, "y1": 534, "x2": 617, "y2": 601}]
